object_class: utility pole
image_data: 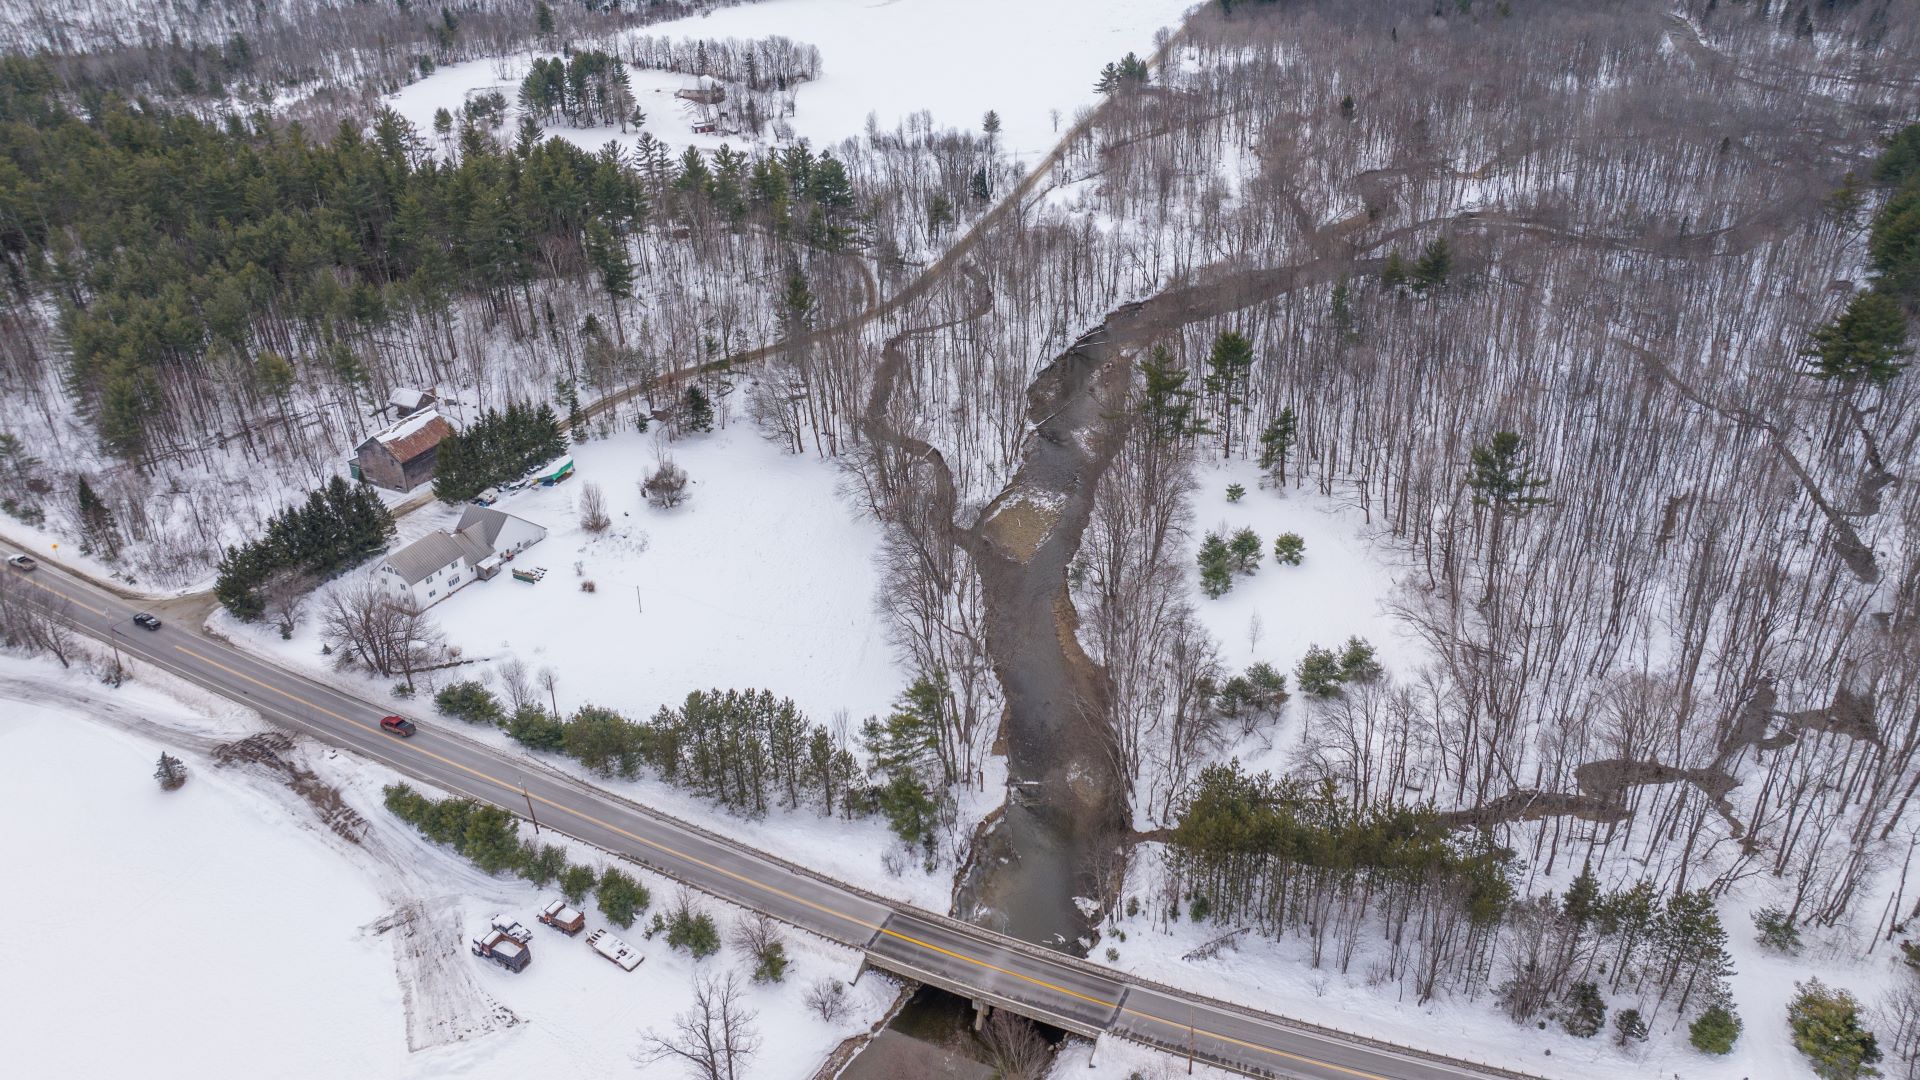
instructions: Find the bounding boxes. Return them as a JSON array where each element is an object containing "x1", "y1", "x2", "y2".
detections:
[{"x1": 522, "y1": 784, "x2": 540, "y2": 836}]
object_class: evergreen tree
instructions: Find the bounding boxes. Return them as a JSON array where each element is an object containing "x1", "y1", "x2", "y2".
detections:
[
  {"x1": 597, "y1": 867, "x2": 650, "y2": 929},
  {"x1": 1689, "y1": 1003, "x2": 1741, "y2": 1054},
  {"x1": 1613, "y1": 1008, "x2": 1649, "y2": 1047},
  {"x1": 1257, "y1": 408, "x2": 1297, "y2": 485},
  {"x1": 1869, "y1": 183, "x2": 1920, "y2": 301},
  {"x1": 1560, "y1": 982, "x2": 1606, "y2": 1038},
  {"x1": 1139, "y1": 345, "x2": 1206, "y2": 444},
  {"x1": 154, "y1": 752, "x2": 189, "y2": 790},
  {"x1": 666, "y1": 902, "x2": 721, "y2": 958},
  {"x1": 1466, "y1": 431, "x2": 1550, "y2": 605},
  {"x1": 1094, "y1": 52, "x2": 1151, "y2": 94},
  {"x1": 584, "y1": 221, "x2": 634, "y2": 345},
  {"x1": 1296, "y1": 645, "x2": 1344, "y2": 697},
  {"x1": 1805, "y1": 291, "x2": 1910, "y2": 385},
  {"x1": 1381, "y1": 251, "x2": 1409, "y2": 290},
  {"x1": 1827, "y1": 172, "x2": 1865, "y2": 229},
  {"x1": 683, "y1": 386, "x2": 715, "y2": 433},
  {"x1": 1273, "y1": 532, "x2": 1305, "y2": 566},
  {"x1": 75, "y1": 475, "x2": 120, "y2": 558},
  {"x1": 1789, "y1": 979, "x2": 1882, "y2": 1080},
  {"x1": 560, "y1": 863, "x2": 597, "y2": 905},
  {"x1": 1338, "y1": 637, "x2": 1383, "y2": 682},
  {"x1": 519, "y1": 843, "x2": 569, "y2": 887},
  {"x1": 1875, "y1": 124, "x2": 1920, "y2": 188},
  {"x1": 1228, "y1": 527, "x2": 1263, "y2": 573},
  {"x1": 751, "y1": 941, "x2": 789, "y2": 983},
  {"x1": 1198, "y1": 532, "x2": 1234, "y2": 597},
  {"x1": 1205, "y1": 330, "x2": 1256, "y2": 458},
  {"x1": 1411, "y1": 236, "x2": 1453, "y2": 292},
  {"x1": 1331, "y1": 278, "x2": 1355, "y2": 337},
  {"x1": 874, "y1": 770, "x2": 938, "y2": 848},
  {"x1": 969, "y1": 167, "x2": 991, "y2": 202}
]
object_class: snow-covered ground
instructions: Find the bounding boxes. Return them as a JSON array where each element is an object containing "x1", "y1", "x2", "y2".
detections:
[
  {"x1": 215, "y1": 417, "x2": 998, "y2": 910},
  {"x1": 1183, "y1": 458, "x2": 1429, "y2": 774},
  {"x1": 0, "y1": 653, "x2": 897, "y2": 1079},
  {"x1": 386, "y1": 0, "x2": 1195, "y2": 164}
]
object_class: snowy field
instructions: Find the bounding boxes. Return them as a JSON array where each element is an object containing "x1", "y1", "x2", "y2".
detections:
[
  {"x1": 1182, "y1": 458, "x2": 1429, "y2": 774},
  {"x1": 0, "y1": 655, "x2": 897, "y2": 1080},
  {"x1": 216, "y1": 417, "x2": 995, "y2": 910},
  {"x1": 386, "y1": 0, "x2": 1195, "y2": 163}
]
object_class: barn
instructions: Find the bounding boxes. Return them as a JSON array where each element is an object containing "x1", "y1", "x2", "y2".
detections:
[{"x1": 352, "y1": 410, "x2": 455, "y2": 492}]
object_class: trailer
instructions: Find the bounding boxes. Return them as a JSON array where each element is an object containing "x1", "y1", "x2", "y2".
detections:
[
  {"x1": 491, "y1": 915, "x2": 534, "y2": 944},
  {"x1": 538, "y1": 899, "x2": 586, "y2": 936},
  {"x1": 471, "y1": 928, "x2": 531, "y2": 973},
  {"x1": 586, "y1": 928, "x2": 643, "y2": 972}
]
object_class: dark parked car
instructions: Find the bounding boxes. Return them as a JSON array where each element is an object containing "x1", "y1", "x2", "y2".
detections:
[
  {"x1": 380, "y1": 715, "x2": 417, "y2": 737},
  {"x1": 131, "y1": 612, "x2": 162, "y2": 630}
]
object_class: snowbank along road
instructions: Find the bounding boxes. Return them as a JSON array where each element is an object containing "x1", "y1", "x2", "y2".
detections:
[{"x1": 6, "y1": 549, "x2": 1540, "y2": 1080}]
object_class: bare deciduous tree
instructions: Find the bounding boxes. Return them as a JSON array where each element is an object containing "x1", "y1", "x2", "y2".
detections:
[
  {"x1": 498, "y1": 656, "x2": 533, "y2": 712},
  {"x1": 260, "y1": 567, "x2": 315, "y2": 640},
  {"x1": 320, "y1": 576, "x2": 444, "y2": 690},
  {"x1": 980, "y1": 1010, "x2": 1052, "y2": 1080},
  {"x1": 803, "y1": 977, "x2": 847, "y2": 1022},
  {"x1": 0, "y1": 573, "x2": 80, "y2": 668},
  {"x1": 637, "y1": 970, "x2": 760, "y2": 1080},
  {"x1": 579, "y1": 481, "x2": 611, "y2": 533},
  {"x1": 643, "y1": 459, "x2": 690, "y2": 509}
]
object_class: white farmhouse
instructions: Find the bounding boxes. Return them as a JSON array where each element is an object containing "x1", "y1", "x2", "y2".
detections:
[{"x1": 378, "y1": 505, "x2": 547, "y2": 608}]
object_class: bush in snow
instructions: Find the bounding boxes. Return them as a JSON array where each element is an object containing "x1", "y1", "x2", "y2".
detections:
[
  {"x1": 506, "y1": 704, "x2": 567, "y2": 752},
  {"x1": 434, "y1": 680, "x2": 504, "y2": 726}
]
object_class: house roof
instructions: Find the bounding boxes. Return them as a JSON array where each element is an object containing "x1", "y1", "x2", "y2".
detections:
[
  {"x1": 384, "y1": 506, "x2": 543, "y2": 586},
  {"x1": 356, "y1": 410, "x2": 453, "y2": 463},
  {"x1": 382, "y1": 529, "x2": 490, "y2": 585},
  {"x1": 388, "y1": 387, "x2": 434, "y2": 413},
  {"x1": 454, "y1": 504, "x2": 510, "y2": 549}
]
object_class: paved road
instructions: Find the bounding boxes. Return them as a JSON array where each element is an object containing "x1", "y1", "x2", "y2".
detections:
[{"x1": 4, "y1": 554, "x2": 1537, "y2": 1080}]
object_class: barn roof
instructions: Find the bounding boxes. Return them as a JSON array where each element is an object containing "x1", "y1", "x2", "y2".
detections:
[{"x1": 357, "y1": 410, "x2": 453, "y2": 463}]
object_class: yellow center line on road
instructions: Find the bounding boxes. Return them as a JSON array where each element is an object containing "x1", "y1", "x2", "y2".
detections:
[
  {"x1": 14, "y1": 572, "x2": 108, "y2": 616},
  {"x1": 171, "y1": 641, "x2": 1394, "y2": 1080}
]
